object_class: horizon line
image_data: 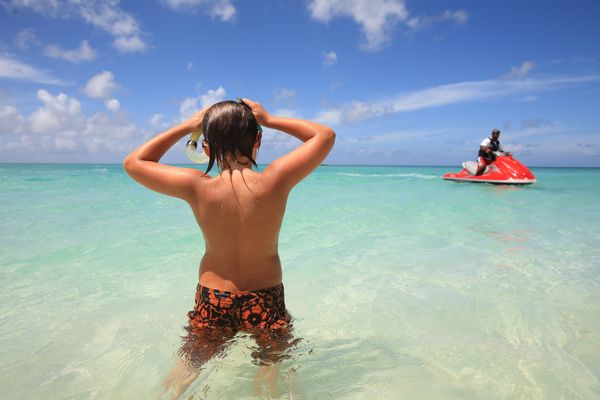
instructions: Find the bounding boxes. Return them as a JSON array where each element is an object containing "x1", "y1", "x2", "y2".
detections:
[{"x1": 1, "y1": 162, "x2": 599, "y2": 169}]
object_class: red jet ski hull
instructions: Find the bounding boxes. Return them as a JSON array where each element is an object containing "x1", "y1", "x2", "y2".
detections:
[{"x1": 443, "y1": 156, "x2": 537, "y2": 184}]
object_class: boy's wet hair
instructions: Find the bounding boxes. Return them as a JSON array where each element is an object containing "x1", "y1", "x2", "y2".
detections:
[{"x1": 202, "y1": 100, "x2": 260, "y2": 173}]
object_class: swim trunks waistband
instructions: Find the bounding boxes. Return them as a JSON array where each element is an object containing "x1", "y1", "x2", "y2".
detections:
[
  {"x1": 196, "y1": 282, "x2": 284, "y2": 296},
  {"x1": 187, "y1": 283, "x2": 290, "y2": 332}
]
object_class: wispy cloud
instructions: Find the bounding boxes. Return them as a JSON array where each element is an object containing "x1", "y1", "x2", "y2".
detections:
[
  {"x1": 507, "y1": 124, "x2": 562, "y2": 140},
  {"x1": 340, "y1": 128, "x2": 449, "y2": 144},
  {"x1": 274, "y1": 88, "x2": 296, "y2": 103},
  {"x1": 308, "y1": 0, "x2": 467, "y2": 51},
  {"x1": 521, "y1": 118, "x2": 553, "y2": 130},
  {"x1": 162, "y1": 0, "x2": 236, "y2": 21},
  {"x1": 149, "y1": 113, "x2": 167, "y2": 128},
  {"x1": 179, "y1": 86, "x2": 226, "y2": 121},
  {"x1": 0, "y1": 105, "x2": 25, "y2": 134},
  {"x1": 315, "y1": 72, "x2": 600, "y2": 126},
  {"x1": 516, "y1": 95, "x2": 537, "y2": 102},
  {"x1": 271, "y1": 108, "x2": 303, "y2": 119},
  {"x1": 407, "y1": 9, "x2": 468, "y2": 31},
  {"x1": 322, "y1": 51, "x2": 338, "y2": 66},
  {"x1": 2, "y1": 0, "x2": 148, "y2": 53},
  {"x1": 577, "y1": 142, "x2": 600, "y2": 156},
  {"x1": 14, "y1": 29, "x2": 41, "y2": 51},
  {"x1": 14, "y1": 29, "x2": 97, "y2": 62},
  {"x1": 0, "y1": 53, "x2": 64, "y2": 84},
  {"x1": 45, "y1": 40, "x2": 97, "y2": 62},
  {"x1": 509, "y1": 129, "x2": 600, "y2": 164},
  {"x1": 504, "y1": 61, "x2": 535, "y2": 79}
]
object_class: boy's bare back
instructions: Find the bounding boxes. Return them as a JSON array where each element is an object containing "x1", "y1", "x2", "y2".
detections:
[{"x1": 191, "y1": 169, "x2": 288, "y2": 291}]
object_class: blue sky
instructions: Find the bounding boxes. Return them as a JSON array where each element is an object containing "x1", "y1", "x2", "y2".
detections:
[{"x1": 1, "y1": 0, "x2": 599, "y2": 166}]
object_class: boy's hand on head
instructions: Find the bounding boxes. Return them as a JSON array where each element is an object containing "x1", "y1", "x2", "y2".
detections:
[
  {"x1": 183, "y1": 107, "x2": 209, "y2": 132},
  {"x1": 242, "y1": 98, "x2": 271, "y2": 126}
]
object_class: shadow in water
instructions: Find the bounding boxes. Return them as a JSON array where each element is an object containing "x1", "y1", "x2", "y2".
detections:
[{"x1": 161, "y1": 322, "x2": 303, "y2": 399}]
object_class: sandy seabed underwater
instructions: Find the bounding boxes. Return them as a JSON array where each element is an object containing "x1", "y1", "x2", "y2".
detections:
[{"x1": 1, "y1": 164, "x2": 599, "y2": 399}]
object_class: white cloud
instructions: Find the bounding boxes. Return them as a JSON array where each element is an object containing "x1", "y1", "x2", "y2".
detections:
[
  {"x1": 407, "y1": 9, "x2": 468, "y2": 31},
  {"x1": 179, "y1": 97, "x2": 198, "y2": 121},
  {"x1": 210, "y1": 1, "x2": 235, "y2": 21},
  {"x1": 314, "y1": 108, "x2": 343, "y2": 126},
  {"x1": 0, "y1": 89, "x2": 138, "y2": 154},
  {"x1": 162, "y1": 0, "x2": 236, "y2": 21},
  {"x1": 577, "y1": 143, "x2": 600, "y2": 156},
  {"x1": 29, "y1": 89, "x2": 83, "y2": 134},
  {"x1": 105, "y1": 98, "x2": 120, "y2": 112},
  {"x1": 44, "y1": 40, "x2": 97, "y2": 62},
  {"x1": 308, "y1": 0, "x2": 468, "y2": 50},
  {"x1": 74, "y1": 1, "x2": 148, "y2": 53},
  {"x1": 259, "y1": 127, "x2": 298, "y2": 157},
  {"x1": 0, "y1": 105, "x2": 25, "y2": 134},
  {"x1": 200, "y1": 86, "x2": 226, "y2": 107},
  {"x1": 3, "y1": 0, "x2": 148, "y2": 53},
  {"x1": 340, "y1": 128, "x2": 454, "y2": 146},
  {"x1": 14, "y1": 28, "x2": 97, "y2": 62},
  {"x1": 0, "y1": 53, "x2": 64, "y2": 84},
  {"x1": 84, "y1": 71, "x2": 117, "y2": 99},
  {"x1": 505, "y1": 61, "x2": 535, "y2": 80},
  {"x1": 314, "y1": 74, "x2": 600, "y2": 126},
  {"x1": 83, "y1": 112, "x2": 136, "y2": 141},
  {"x1": 112, "y1": 36, "x2": 147, "y2": 53},
  {"x1": 54, "y1": 136, "x2": 78, "y2": 151},
  {"x1": 274, "y1": 88, "x2": 296, "y2": 103},
  {"x1": 517, "y1": 95, "x2": 538, "y2": 102},
  {"x1": 444, "y1": 9, "x2": 468, "y2": 24},
  {"x1": 187, "y1": 61, "x2": 194, "y2": 69},
  {"x1": 521, "y1": 118, "x2": 554, "y2": 130},
  {"x1": 322, "y1": 51, "x2": 337, "y2": 66},
  {"x1": 272, "y1": 108, "x2": 303, "y2": 119},
  {"x1": 150, "y1": 113, "x2": 166, "y2": 127},
  {"x1": 14, "y1": 29, "x2": 41, "y2": 51},
  {"x1": 178, "y1": 86, "x2": 226, "y2": 121},
  {"x1": 2, "y1": 0, "x2": 60, "y2": 14},
  {"x1": 309, "y1": 0, "x2": 408, "y2": 50},
  {"x1": 0, "y1": 134, "x2": 32, "y2": 152}
]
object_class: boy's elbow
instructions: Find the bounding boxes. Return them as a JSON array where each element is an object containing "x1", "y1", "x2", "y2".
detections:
[
  {"x1": 325, "y1": 128, "x2": 336, "y2": 146},
  {"x1": 321, "y1": 127, "x2": 335, "y2": 141},
  {"x1": 122, "y1": 154, "x2": 137, "y2": 173}
]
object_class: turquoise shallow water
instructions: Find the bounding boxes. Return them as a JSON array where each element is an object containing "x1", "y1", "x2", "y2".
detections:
[{"x1": 1, "y1": 163, "x2": 600, "y2": 399}]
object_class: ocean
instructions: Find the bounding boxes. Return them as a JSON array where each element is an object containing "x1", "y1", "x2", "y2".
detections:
[{"x1": 1, "y1": 163, "x2": 599, "y2": 399}]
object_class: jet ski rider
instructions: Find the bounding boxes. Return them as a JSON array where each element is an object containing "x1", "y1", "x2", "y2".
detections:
[{"x1": 476, "y1": 128, "x2": 512, "y2": 175}]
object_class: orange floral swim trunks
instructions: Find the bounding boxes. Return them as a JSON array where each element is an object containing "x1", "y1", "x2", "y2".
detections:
[
  {"x1": 187, "y1": 283, "x2": 291, "y2": 333},
  {"x1": 182, "y1": 284, "x2": 296, "y2": 366}
]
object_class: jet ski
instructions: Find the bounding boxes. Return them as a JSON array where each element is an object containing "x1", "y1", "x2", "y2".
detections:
[{"x1": 443, "y1": 154, "x2": 537, "y2": 184}]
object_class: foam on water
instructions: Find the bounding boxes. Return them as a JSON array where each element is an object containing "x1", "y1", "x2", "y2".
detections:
[{"x1": 1, "y1": 164, "x2": 600, "y2": 399}]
